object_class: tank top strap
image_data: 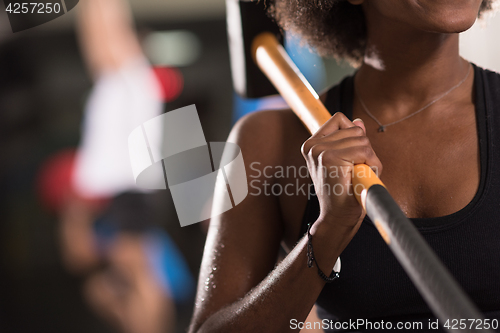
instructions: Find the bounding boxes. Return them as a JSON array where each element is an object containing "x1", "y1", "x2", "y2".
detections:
[{"x1": 324, "y1": 75, "x2": 355, "y2": 118}]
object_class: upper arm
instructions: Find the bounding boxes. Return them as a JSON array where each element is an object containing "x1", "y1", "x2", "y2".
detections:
[{"x1": 189, "y1": 110, "x2": 290, "y2": 332}]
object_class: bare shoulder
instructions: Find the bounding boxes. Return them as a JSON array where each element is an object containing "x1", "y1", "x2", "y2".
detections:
[{"x1": 229, "y1": 109, "x2": 310, "y2": 166}]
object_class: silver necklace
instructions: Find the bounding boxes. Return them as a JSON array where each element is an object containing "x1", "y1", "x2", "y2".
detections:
[{"x1": 356, "y1": 64, "x2": 471, "y2": 132}]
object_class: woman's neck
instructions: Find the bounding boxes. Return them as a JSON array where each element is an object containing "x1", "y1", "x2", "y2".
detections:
[{"x1": 355, "y1": 17, "x2": 471, "y2": 119}]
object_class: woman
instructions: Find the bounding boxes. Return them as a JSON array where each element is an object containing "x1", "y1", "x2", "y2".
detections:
[{"x1": 189, "y1": 0, "x2": 500, "y2": 332}]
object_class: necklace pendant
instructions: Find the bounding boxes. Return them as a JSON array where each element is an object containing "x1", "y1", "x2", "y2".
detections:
[{"x1": 378, "y1": 126, "x2": 386, "y2": 133}]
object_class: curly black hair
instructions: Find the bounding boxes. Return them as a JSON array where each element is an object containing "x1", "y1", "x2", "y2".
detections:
[{"x1": 270, "y1": 0, "x2": 495, "y2": 65}]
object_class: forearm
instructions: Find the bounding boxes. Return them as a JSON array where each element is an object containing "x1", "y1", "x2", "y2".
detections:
[{"x1": 192, "y1": 220, "x2": 349, "y2": 333}]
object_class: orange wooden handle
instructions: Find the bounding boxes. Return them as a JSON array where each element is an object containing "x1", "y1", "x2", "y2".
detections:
[
  {"x1": 251, "y1": 32, "x2": 331, "y2": 133},
  {"x1": 252, "y1": 32, "x2": 384, "y2": 208}
]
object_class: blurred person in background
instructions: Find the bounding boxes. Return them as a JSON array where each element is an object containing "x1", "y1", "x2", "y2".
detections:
[{"x1": 37, "y1": 0, "x2": 194, "y2": 332}]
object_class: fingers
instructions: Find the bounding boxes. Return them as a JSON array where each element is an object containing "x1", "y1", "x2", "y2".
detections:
[
  {"x1": 305, "y1": 143, "x2": 382, "y2": 175},
  {"x1": 352, "y1": 118, "x2": 366, "y2": 133},
  {"x1": 302, "y1": 126, "x2": 365, "y2": 154},
  {"x1": 304, "y1": 136, "x2": 371, "y2": 159},
  {"x1": 321, "y1": 146, "x2": 383, "y2": 174},
  {"x1": 312, "y1": 112, "x2": 356, "y2": 138},
  {"x1": 300, "y1": 113, "x2": 379, "y2": 228},
  {"x1": 301, "y1": 114, "x2": 382, "y2": 175}
]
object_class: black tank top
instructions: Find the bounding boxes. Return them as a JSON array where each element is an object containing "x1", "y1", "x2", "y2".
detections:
[{"x1": 300, "y1": 64, "x2": 500, "y2": 332}]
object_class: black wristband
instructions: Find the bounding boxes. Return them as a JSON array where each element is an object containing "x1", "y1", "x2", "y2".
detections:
[{"x1": 307, "y1": 223, "x2": 340, "y2": 283}]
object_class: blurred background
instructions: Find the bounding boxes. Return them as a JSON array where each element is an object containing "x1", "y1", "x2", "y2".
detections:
[
  {"x1": 0, "y1": 0, "x2": 498, "y2": 332},
  {"x1": 0, "y1": 1, "x2": 231, "y2": 332}
]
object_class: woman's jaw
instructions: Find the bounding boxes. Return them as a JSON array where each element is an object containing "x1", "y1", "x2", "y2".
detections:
[{"x1": 362, "y1": 0, "x2": 483, "y2": 34}]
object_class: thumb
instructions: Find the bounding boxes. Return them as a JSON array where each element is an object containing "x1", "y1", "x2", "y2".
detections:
[{"x1": 352, "y1": 118, "x2": 366, "y2": 133}]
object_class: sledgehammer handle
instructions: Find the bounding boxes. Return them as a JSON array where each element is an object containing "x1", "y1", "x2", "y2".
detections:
[{"x1": 252, "y1": 32, "x2": 330, "y2": 134}]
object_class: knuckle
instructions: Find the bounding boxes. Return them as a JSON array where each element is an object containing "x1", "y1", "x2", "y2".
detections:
[
  {"x1": 358, "y1": 135, "x2": 370, "y2": 146},
  {"x1": 310, "y1": 144, "x2": 324, "y2": 159},
  {"x1": 332, "y1": 112, "x2": 346, "y2": 121},
  {"x1": 352, "y1": 126, "x2": 365, "y2": 136},
  {"x1": 362, "y1": 146, "x2": 374, "y2": 158},
  {"x1": 300, "y1": 142, "x2": 308, "y2": 156},
  {"x1": 319, "y1": 150, "x2": 333, "y2": 165},
  {"x1": 301, "y1": 139, "x2": 314, "y2": 156}
]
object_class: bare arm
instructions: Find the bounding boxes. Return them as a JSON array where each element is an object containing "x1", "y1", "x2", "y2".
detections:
[
  {"x1": 77, "y1": 0, "x2": 143, "y2": 78},
  {"x1": 189, "y1": 111, "x2": 381, "y2": 333}
]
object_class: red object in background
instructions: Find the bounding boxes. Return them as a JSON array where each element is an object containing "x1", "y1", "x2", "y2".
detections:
[
  {"x1": 152, "y1": 66, "x2": 184, "y2": 102},
  {"x1": 37, "y1": 149, "x2": 76, "y2": 212},
  {"x1": 37, "y1": 149, "x2": 108, "y2": 212}
]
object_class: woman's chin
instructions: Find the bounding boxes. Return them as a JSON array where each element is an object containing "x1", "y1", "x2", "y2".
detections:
[
  {"x1": 396, "y1": 0, "x2": 480, "y2": 34},
  {"x1": 422, "y1": 13, "x2": 478, "y2": 34}
]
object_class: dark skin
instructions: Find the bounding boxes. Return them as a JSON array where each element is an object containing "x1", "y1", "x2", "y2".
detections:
[{"x1": 189, "y1": 0, "x2": 482, "y2": 332}]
